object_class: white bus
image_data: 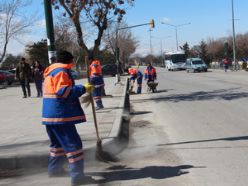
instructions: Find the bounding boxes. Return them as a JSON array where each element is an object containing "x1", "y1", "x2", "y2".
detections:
[{"x1": 164, "y1": 51, "x2": 186, "y2": 71}]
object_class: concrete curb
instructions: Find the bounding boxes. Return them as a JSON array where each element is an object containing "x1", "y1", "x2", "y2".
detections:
[{"x1": 0, "y1": 78, "x2": 130, "y2": 170}]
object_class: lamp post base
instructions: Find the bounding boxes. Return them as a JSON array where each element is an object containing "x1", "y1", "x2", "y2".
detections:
[{"x1": 115, "y1": 74, "x2": 122, "y2": 85}]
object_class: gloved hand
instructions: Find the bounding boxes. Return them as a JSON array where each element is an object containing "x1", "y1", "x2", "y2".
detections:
[{"x1": 84, "y1": 83, "x2": 94, "y2": 93}]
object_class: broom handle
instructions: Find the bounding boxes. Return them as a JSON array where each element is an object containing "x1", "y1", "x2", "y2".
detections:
[{"x1": 85, "y1": 56, "x2": 101, "y2": 142}]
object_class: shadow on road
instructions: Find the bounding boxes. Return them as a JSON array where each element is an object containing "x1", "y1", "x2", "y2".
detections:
[
  {"x1": 130, "y1": 111, "x2": 152, "y2": 115},
  {"x1": 160, "y1": 135, "x2": 248, "y2": 146},
  {"x1": 133, "y1": 87, "x2": 248, "y2": 103},
  {"x1": 90, "y1": 164, "x2": 195, "y2": 183}
]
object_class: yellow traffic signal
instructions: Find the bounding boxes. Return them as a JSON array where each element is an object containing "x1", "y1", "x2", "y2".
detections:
[{"x1": 150, "y1": 19, "x2": 155, "y2": 28}]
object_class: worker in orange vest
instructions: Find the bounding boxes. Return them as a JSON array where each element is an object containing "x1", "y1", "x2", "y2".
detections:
[
  {"x1": 145, "y1": 62, "x2": 157, "y2": 82},
  {"x1": 128, "y1": 67, "x2": 137, "y2": 93},
  {"x1": 89, "y1": 56, "x2": 104, "y2": 110},
  {"x1": 42, "y1": 50, "x2": 94, "y2": 185}
]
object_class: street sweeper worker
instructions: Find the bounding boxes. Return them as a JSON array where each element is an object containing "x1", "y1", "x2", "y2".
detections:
[
  {"x1": 89, "y1": 56, "x2": 105, "y2": 110},
  {"x1": 128, "y1": 67, "x2": 137, "y2": 82},
  {"x1": 144, "y1": 62, "x2": 157, "y2": 82},
  {"x1": 128, "y1": 67, "x2": 137, "y2": 93},
  {"x1": 42, "y1": 50, "x2": 94, "y2": 186}
]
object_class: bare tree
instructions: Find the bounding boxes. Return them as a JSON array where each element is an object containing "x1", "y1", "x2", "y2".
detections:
[
  {"x1": 103, "y1": 22, "x2": 138, "y2": 67},
  {"x1": 0, "y1": 0, "x2": 34, "y2": 63},
  {"x1": 52, "y1": 0, "x2": 134, "y2": 58}
]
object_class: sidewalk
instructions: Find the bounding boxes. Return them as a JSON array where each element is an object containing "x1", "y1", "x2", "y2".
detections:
[{"x1": 0, "y1": 76, "x2": 129, "y2": 170}]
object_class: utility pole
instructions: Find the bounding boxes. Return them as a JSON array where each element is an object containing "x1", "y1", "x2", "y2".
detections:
[
  {"x1": 149, "y1": 29, "x2": 153, "y2": 54},
  {"x1": 44, "y1": 0, "x2": 56, "y2": 64},
  {"x1": 161, "y1": 22, "x2": 191, "y2": 51},
  {"x1": 231, "y1": 0, "x2": 237, "y2": 70},
  {"x1": 115, "y1": 26, "x2": 120, "y2": 84},
  {"x1": 115, "y1": 19, "x2": 155, "y2": 85}
]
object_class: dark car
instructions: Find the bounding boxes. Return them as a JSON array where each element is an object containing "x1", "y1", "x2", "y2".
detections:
[
  {"x1": 0, "y1": 70, "x2": 15, "y2": 85},
  {"x1": 102, "y1": 64, "x2": 123, "y2": 77}
]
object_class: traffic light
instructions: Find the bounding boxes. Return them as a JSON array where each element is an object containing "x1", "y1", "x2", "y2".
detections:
[{"x1": 150, "y1": 19, "x2": 155, "y2": 28}]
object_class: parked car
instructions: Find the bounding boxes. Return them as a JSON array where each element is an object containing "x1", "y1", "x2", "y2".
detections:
[
  {"x1": 8, "y1": 68, "x2": 16, "y2": 74},
  {"x1": 0, "y1": 70, "x2": 15, "y2": 85},
  {"x1": 186, "y1": 58, "x2": 208, "y2": 73},
  {"x1": 102, "y1": 64, "x2": 123, "y2": 77},
  {"x1": 0, "y1": 73, "x2": 5, "y2": 84}
]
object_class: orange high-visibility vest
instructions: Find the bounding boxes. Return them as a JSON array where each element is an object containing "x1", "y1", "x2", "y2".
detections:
[
  {"x1": 90, "y1": 60, "x2": 102, "y2": 77},
  {"x1": 128, "y1": 68, "x2": 137, "y2": 75}
]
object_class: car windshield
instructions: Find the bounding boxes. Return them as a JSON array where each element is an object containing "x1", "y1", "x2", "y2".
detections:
[{"x1": 192, "y1": 60, "x2": 204, "y2": 65}]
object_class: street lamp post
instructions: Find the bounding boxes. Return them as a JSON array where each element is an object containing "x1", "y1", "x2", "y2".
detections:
[
  {"x1": 115, "y1": 20, "x2": 155, "y2": 84},
  {"x1": 149, "y1": 29, "x2": 153, "y2": 54},
  {"x1": 43, "y1": 0, "x2": 56, "y2": 64},
  {"x1": 115, "y1": 27, "x2": 121, "y2": 84},
  {"x1": 161, "y1": 22, "x2": 191, "y2": 51},
  {"x1": 231, "y1": 0, "x2": 237, "y2": 70},
  {"x1": 151, "y1": 36, "x2": 171, "y2": 66}
]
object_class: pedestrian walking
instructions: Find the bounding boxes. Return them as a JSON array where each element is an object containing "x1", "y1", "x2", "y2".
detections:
[
  {"x1": 89, "y1": 56, "x2": 105, "y2": 110},
  {"x1": 136, "y1": 70, "x2": 143, "y2": 94},
  {"x1": 32, "y1": 60, "x2": 44, "y2": 97},
  {"x1": 42, "y1": 50, "x2": 94, "y2": 186},
  {"x1": 16, "y1": 57, "x2": 32, "y2": 98},
  {"x1": 223, "y1": 58, "x2": 228, "y2": 72}
]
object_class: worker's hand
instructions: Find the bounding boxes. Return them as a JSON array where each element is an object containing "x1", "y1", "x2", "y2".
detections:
[{"x1": 84, "y1": 83, "x2": 94, "y2": 93}]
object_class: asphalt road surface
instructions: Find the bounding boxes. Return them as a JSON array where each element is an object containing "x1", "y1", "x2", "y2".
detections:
[{"x1": 126, "y1": 68, "x2": 248, "y2": 186}]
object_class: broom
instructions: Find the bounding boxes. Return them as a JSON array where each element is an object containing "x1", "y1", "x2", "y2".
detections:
[{"x1": 81, "y1": 56, "x2": 118, "y2": 162}]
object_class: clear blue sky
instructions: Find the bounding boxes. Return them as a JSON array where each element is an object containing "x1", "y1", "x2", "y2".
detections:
[
  {"x1": 124, "y1": 0, "x2": 248, "y2": 55},
  {"x1": 7, "y1": 0, "x2": 248, "y2": 56}
]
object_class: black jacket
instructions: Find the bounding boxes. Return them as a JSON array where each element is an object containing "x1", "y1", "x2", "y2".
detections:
[{"x1": 16, "y1": 62, "x2": 32, "y2": 80}]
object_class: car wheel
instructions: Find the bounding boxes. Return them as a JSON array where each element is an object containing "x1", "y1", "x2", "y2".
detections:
[{"x1": 8, "y1": 81, "x2": 12, "y2": 85}]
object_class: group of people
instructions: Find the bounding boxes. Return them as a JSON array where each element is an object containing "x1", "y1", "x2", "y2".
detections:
[
  {"x1": 15, "y1": 58, "x2": 44, "y2": 98},
  {"x1": 15, "y1": 51, "x2": 105, "y2": 185},
  {"x1": 15, "y1": 52, "x2": 158, "y2": 185},
  {"x1": 128, "y1": 62, "x2": 157, "y2": 94}
]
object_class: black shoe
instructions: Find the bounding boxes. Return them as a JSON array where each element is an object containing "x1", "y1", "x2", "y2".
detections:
[
  {"x1": 23, "y1": 95, "x2": 27, "y2": 98},
  {"x1": 96, "y1": 106, "x2": 104, "y2": 110},
  {"x1": 71, "y1": 176, "x2": 96, "y2": 186}
]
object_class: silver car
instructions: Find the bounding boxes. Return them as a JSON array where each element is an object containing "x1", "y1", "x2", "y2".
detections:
[{"x1": 186, "y1": 58, "x2": 208, "y2": 73}]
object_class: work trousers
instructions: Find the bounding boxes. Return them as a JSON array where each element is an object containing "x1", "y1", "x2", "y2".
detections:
[
  {"x1": 35, "y1": 80, "x2": 43, "y2": 97},
  {"x1": 136, "y1": 77, "x2": 143, "y2": 94},
  {"x1": 91, "y1": 76, "x2": 104, "y2": 108},
  {"x1": 46, "y1": 124, "x2": 84, "y2": 183},
  {"x1": 20, "y1": 78, "x2": 31, "y2": 97}
]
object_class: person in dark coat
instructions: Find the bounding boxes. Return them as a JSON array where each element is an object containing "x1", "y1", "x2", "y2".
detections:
[
  {"x1": 16, "y1": 57, "x2": 32, "y2": 98},
  {"x1": 32, "y1": 60, "x2": 44, "y2": 97}
]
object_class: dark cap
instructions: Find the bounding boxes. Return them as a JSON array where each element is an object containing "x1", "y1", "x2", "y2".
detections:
[{"x1": 57, "y1": 50, "x2": 74, "y2": 64}]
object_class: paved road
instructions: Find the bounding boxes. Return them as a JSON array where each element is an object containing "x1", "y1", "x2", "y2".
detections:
[{"x1": 126, "y1": 68, "x2": 248, "y2": 186}]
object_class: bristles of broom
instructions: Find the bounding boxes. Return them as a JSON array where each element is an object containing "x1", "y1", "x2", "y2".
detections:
[{"x1": 80, "y1": 93, "x2": 91, "y2": 108}]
